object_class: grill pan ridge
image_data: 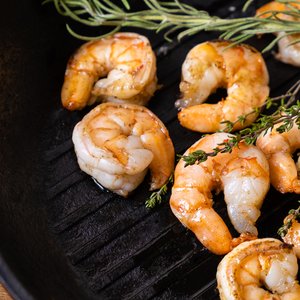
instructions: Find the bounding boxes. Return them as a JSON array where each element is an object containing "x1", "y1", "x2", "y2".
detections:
[{"x1": 1, "y1": 0, "x2": 300, "y2": 299}]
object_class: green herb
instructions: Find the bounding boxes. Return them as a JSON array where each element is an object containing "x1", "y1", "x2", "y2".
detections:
[
  {"x1": 145, "y1": 173, "x2": 173, "y2": 208},
  {"x1": 278, "y1": 203, "x2": 300, "y2": 237},
  {"x1": 46, "y1": 0, "x2": 300, "y2": 50},
  {"x1": 181, "y1": 80, "x2": 300, "y2": 166}
]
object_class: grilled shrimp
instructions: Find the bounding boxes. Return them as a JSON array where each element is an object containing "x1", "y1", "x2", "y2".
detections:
[
  {"x1": 176, "y1": 41, "x2": 269, "y2": 132},
  {"x1": 256, "y1": 121, "x2": 300, "y2": 194},
  {"x1": 257, "y1": 2, "x2": 300, "y2": 67},
  {"x1": 170, "y1": 132, "x2": 270, "y2": 255},
  {"x1": 61, "y1": 32, "x2": 157, "y2": 110},
  {"x1": 72, "y1": 102, "x2": 174, "y2": 197},
  {"x1": 217, "y1": 238, "x2": 300, "y2": 300},
  {"x1": 282, "y1": 213, "x2": 300, "y2": 258}
]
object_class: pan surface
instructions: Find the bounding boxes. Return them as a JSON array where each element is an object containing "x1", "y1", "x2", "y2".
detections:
[{"x1": 1, "y1": 0, "x2": 300, "y2": 299}]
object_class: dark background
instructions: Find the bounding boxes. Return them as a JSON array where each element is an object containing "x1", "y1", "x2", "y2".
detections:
[{"x1": 1, "y1": 1, "x2": 299, "y2": 299}]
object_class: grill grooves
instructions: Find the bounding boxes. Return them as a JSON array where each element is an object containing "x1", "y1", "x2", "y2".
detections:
[{"x1": 43, "y1": 1, "x2": 300, "y2": 299}]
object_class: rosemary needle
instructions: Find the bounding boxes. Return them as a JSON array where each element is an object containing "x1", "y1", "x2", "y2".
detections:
[
  {"x1": 44, "y1": 1, "x2": 300, "y2": 206},
  {"x1": 46, "y1": 0, "x2": 300, "y2": 50}
]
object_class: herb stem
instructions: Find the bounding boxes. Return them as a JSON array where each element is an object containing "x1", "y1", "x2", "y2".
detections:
[
  {"x1": 181, "y1": 80, "x2": 300, "y2": 166},
  {"x1": 278, "y1": 203, "x2": 300, "y2": 238},
  {"x1": 46, "y1": 0, "x2": 300, "y2": 50},
  {"x1": 145, "y1": 173, "x2": 173, "y2": 208}
]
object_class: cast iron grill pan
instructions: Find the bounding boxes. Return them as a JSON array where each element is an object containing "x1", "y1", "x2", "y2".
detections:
[{"x1": 1, "y1": 1, "x2": 300, "y2": 299}]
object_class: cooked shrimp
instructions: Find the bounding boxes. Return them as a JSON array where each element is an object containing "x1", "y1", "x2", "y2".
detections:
[
  {"x1": 170, "y1": 132, "x2": 270, "y2": 255},
  {"x1": 176, "y1": 41, "x2": 269, "y2": 133},
  {"x1": 282, "y1": 213, "x2": 300, "y2": 258},
  {"x1": 72, "y1": 102, "x2": 174, "y2": 197},
  {"x1": 217, "y1": 238, "x2": 300, "y2": 300},
  {"x1": 61, "y1": 32, "x2": 157, "y2": 110},
  {"x1": 256, "y1": 120, "x2": 300, "y2": 193},
  {"x1": 256, "y1": 2, "x2": 300, "y2": 67}
]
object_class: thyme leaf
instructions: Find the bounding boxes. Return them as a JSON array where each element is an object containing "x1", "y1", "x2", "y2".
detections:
[
  {"x1": 145, "y1": 173, "x2": 173, "y2": 208},
  {"x1": 278, "y1": 203, "x2": 300, "y2": 238},
  {"x1": 182, "y1": 80, "x2": 300, "y2": 166}
]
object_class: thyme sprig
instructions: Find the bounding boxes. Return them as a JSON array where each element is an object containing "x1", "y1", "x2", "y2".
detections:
[
  {"x1": 145, "y1": 173, "x2": 173, "y2": 208},
  {"x1": 278, "y1": 203, "x2": 300, "y2": 238},
  {"x1": 182, "y1": 80, "x2": 300, "y2": 167},
  {"x1": 46, "y1": 0, "x2": 300, "y2": 50}
]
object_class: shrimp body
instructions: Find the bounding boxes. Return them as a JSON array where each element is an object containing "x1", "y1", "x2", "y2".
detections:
[
  {"x1": 275, "y1": 33, "x2": 300, "y2": 67},
  {"x1": 170, "y1": 133, "x2": 270, "y2": 254},
  {"x1": 177, "y1": 41, "x2": 269, "y2": 132},
  {"x1": 282, "y1": 216, "x2": 300, "y2": 258},
  {"x1": 217, "y1": 238, "x2": 300, "y2": 300},
  {"x1": 72, "y1": 103, "x2": 174, "y2": 197},
  {"x1": 62, "y1": 32, "x2": 157, "y2": 110},
  {"x1": 257, "y1": 2, "x2": 300, "y2": 67},
  {"x1": 256, "y1": 121, "x2": 300, "y2": 193}
]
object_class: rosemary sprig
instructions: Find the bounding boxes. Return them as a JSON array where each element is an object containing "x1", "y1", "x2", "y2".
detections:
[
  {"x1": 182, "y1": 80, "x2": 300, "y2": 166},
  {"x1": 145, "y1": 173, "x2": 173, "y2": 208},
  {"x1": 278, "y1": 203, "x2": 300, "y2": 238},
  {"x1": 46, "y1": 0, "x2": 300, "y2": 50}
]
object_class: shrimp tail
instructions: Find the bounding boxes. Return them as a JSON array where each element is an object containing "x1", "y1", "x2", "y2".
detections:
[
  {"x1": 61, "y1": 69, "x2": 97, "y2": 110},
  {"x1": 178, "y1": 98, "x2": 262, "y2": 133},
  {"x1": 227, "y1": 204, "x2": 260, "y2": 235},
  {"x1": 170, "y1": 187, "x2": 232, "y2": 255},
  {"x1": 178, "y1": 102, "x2": 224, "y2": 133},
  {"x1": 141, "y1": 130, "x2": 174, "y2": 190}
]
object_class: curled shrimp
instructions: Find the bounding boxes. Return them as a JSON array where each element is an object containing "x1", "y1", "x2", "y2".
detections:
[
  {"x1": 176, "y1": 41, "x2": 269, "y2": 133},
  {"x1": 280, "y1": 209, "x2": 300, "y2": 258},
  {"x1": 169, "y1": 132, "x2": 270, "y2": 255},
  {"x1": 256, "y1": 2, "x2": 300, "y2": 67},
  {"x1": 256, "y1": 121, "x2": 300, "y2": 193},
  {"x1": 61, "y1": 32, "x2": 157, "y2": 110},
  {"x1": 72, "y1": 102, "x2": 174, "y2": 197},
  {"x1": 217, "y1": 238, "x2": 300, "y2": 300}
]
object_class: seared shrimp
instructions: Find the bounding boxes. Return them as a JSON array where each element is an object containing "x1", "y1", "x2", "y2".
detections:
[
  {"x1": 257, "y1": 2, "x2": 300, "y2": 67},
  {"x1": 170, "y1": 132, "x2": 270, "y2": 255},
  {"x1": 72, "y1": 102, "x2": 174, "y2": 197},
  {"x1": 281, "y1": 211, "x2": 300, "y2": 258},
  {"x1": 61, "y1": 32, "x2": 157, "y2": 110},
  {"x1": 217, "y1": 238, "x2": 300, "y2": 300},
  {"x1": 256, "y1": 121, "x2": 300, "y2": 193},
  {"x1": 177, "y1": 41, "x2": 269, "y2": 133}
]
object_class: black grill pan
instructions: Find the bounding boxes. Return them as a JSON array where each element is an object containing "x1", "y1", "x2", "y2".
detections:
[{"x1": 1, "y1": 1, "x2": 300, "y2": 299}]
